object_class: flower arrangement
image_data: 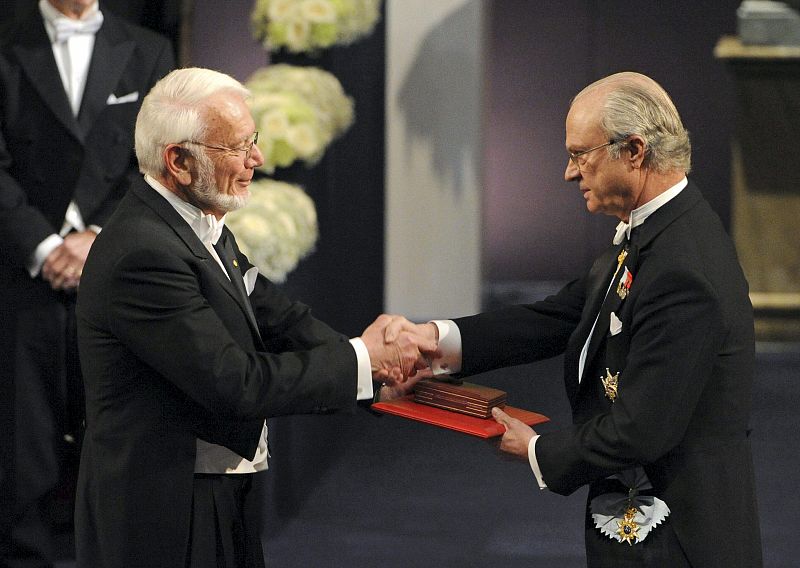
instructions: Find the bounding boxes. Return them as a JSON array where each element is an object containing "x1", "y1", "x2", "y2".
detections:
[
  {"x1": 251, "y1": 0, "x2": 382, "y2": 54},
  {"x1": 226, "y1": 179, "x2": 318, "y2": 282},
  {"x1": 246, "y1": 64, "x2": 354, "y2": 173}
]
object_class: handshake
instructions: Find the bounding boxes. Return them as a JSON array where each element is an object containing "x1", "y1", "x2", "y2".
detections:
[
  {"x1": 359, "y1": 314, "x2": 439, "y2": 399},
  {"x1": 359, "y1": 314, "x2": 538, "y2": 460}
]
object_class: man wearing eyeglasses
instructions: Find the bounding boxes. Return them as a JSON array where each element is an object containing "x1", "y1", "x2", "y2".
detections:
[
  {"x1": 73, "y1": 67, "x2": 434, "y2": 568},
  {"x1": 383, "y1": 72, "x2": 761, "y2": 567}
]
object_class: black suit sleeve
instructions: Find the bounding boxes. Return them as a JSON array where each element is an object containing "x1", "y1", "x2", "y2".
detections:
[
  {"x1": 0, "y1": 59, "x2": 58, "y2": 267},
  {"x1": 455, "y1": 277, "x2": 586, "y2": 374},
  {"x1": 107, "y1": 246, "x2": 357, "y2": 421}
]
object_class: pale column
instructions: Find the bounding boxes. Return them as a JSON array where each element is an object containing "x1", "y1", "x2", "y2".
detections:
[{"x1": 385, "y1": 0, "x2": 484, "y2": 320}]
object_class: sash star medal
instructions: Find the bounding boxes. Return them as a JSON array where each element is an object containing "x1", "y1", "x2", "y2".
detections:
[
  {"x1": 617, "y1": 507, "x2": 640, "y2": 545},
  {"x1": 590, "y1": 468, "x2": 671, "y2": 546}
]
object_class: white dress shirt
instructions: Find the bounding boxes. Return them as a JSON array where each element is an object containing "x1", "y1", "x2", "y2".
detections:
[{"x1": 145, "y1": 176, "x2": 373, "y2": 473}]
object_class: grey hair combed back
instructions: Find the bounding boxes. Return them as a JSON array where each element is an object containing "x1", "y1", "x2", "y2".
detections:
[
  {"x1": 575, "y1": 72, "x2": 692, "y2": 174},
  {"x1": 135, "y1": 67, "x2": 250, "y2": 177}
]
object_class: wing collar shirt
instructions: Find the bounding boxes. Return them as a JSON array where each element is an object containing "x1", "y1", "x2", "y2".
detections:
[{"x1": 144, "y1": 175, "x2": 373, "y2": 473}]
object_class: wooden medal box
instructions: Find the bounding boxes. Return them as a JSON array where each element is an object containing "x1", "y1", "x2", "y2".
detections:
[{"x1": 413, "y1": 379, "x2": 506, "y2": 419}]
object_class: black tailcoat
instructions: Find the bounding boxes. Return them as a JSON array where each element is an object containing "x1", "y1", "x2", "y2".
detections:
[
  {"x1": 75, "y1": 178, "x2": 359, "y2": 567},
  {"x1": 0, "y1": 7, "x2": 174, "y2": 561},
  {"x1": 455, "y1": 182, "x2": 761, "y2": 567}
]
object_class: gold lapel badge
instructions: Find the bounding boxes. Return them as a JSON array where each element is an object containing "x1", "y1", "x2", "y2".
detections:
[
  {"x1": 232, "y1": 259, "x2": 239, "y2": 268},
  {"x1": 602, "y1": 368, "x2": 619, "y2": 402},
  {"x1": 617, "y1": 248, "x2": 628, "y2": 269},
  {"x1": 616, "y1": 267, "x2": 632, "y2": 300},
  {"x1": 616, "y1": 507, "x2": 640, "y2": 545}
]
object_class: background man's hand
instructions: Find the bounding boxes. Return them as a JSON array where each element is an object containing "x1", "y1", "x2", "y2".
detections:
[
  {"x1": 42, "y1": 229, "x2": 97, "y2": 290},
  {"x1": 492, "y1": 407, "x2": 536, "y2": 460}
]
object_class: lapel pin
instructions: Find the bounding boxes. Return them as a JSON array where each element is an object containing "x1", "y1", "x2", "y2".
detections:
[
  {"x1": 232, "y1": 259, "x2": 239, "y2": 268},
  {"x1": 617, "y1": 248, "x2": 628, "y2": 269}
]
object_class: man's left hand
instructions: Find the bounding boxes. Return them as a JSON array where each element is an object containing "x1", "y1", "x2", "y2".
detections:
[
  {"x1": 492, "y1": 407, "x2": 536, "y2": 460},
  {"x1": 42, "y1": 229, "x2": 97, "y2": 290}
]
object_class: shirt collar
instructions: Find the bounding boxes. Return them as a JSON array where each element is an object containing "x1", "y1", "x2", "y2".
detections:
[
  {"x1": 613, "y1": 177, "x2": 688, "y2": 244},
  {"x1": 144, "y1": 174, "x2": 226, "y2": 246},
  {"x1": 39, "y1": 0, "x2": 102, "y2": 42}
]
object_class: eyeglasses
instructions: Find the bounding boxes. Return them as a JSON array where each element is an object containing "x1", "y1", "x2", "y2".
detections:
[
  {"x1": 185, "y1": 132, "x2": 259, "y2": 160},
  {"x1": 567, "y1": 139, "x2": 617, "y2": 171}
]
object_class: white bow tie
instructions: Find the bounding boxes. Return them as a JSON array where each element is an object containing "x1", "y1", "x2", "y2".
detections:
[
  {"x1": 52, "y1": 11, "x2": 104, "y2": 43},
  {"x1": 613, "y1": 221, "x2": 630, "y2": 245},
  {"x1": 198, "y1": 213, "x2": 224, "y2": 247}
]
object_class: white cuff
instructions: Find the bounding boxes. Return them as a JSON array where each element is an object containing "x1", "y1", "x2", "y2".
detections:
[
  {"x1": 528, "y1": 435, "x2": 548, "y2": 490},
  {"x1": 429, "y1": 320, "x2": 462, "y2": 375},
  {"x1": 349, "y1": 337, "x2": 374, "y2": 400},
  {"x1": 27, "y1": 234, "x2": 63, "y2": 277},
  {"x1": 60, "y1": 201, "x2": 86, "y2": 236}
]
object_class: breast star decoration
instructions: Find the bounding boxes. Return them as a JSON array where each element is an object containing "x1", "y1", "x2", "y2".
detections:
[{"x1": 602, "y1": 368, "x2": 619, "y2": 402}]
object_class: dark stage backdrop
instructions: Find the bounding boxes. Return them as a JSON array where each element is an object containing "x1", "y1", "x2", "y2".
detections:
[{"x1": 484, "y1": 0, "x2": 742, "y2": 285}]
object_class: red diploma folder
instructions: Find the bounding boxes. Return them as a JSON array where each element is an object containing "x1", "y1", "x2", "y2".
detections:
[{"x1": 372, "y1": 396, "x2": 549, "y2": 438}]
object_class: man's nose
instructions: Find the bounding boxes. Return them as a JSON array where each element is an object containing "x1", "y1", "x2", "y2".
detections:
[
  {"x1": 248, "y1": 141, "x2": 265, "y2": 168},
  {"x1": 564, "y1": 158, "x2": 580, "y2": 182}
]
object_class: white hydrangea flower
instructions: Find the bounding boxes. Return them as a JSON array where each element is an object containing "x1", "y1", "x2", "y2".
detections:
[
  {"x1": 285, "y1": 18, "x2": 311, "y2": 51},
  {"x1": 245, "y1": 64, "x2": 353, "y2": 173},
  {"x1": 260, "y1": 110, "x2": 291, "y2": 139},
  {"x1": 301, "y1": 0, "x2": 336, "y2": 23},
  {"x1": 287, "y1": 123, "x2": 321, "y2": 157},
  {"x1": 252, "y1": 0, "x2": 382, "y2": 54},
  {"x1": 268, "y1": 0, "x2": 295, "y2": 21},
  {"x1": 226, "y1": 179, "x2": 318, "y2": 282}
]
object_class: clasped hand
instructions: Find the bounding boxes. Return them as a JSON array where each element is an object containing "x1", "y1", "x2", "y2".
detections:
[
  {"x1": 42, "y1": 230, "x2": 96, "y2": 290},
  {"x1": 359, "y1": 314, "x2": 439, "y2": 389}
]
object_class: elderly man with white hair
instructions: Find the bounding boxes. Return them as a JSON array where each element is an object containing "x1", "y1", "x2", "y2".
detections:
[{"x1": 74, "y1": 67, "x2": 434, "y2": 568}]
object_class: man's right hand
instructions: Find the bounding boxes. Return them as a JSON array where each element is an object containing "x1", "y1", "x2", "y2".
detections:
[
  {"x1": 359, "y1": 314, "x2": 439, "y2": 385},
  {"x1": 382, "y1": 315, "x2": 438, "y2": 346}
]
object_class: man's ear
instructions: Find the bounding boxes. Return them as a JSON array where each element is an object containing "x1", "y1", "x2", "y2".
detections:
[
  {"x1": 164, "y1": 144, "x2": 193, "y2": 186},
  {"x1": 627, "y1": 135, "x2": 647, "y2": 169}
]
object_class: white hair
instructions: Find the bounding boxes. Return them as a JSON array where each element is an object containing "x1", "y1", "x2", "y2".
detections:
[
  {"x1": 573, "y1": 72, "x2": 692, "y2": 174},
  {"x1": 135, "y1": 67, "x2": 250, "y2": 177}
]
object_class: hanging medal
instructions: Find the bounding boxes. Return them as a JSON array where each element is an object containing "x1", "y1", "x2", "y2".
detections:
[
  {"x1": 617, "y1": 266, "x2": 633, "y2": 299},
  {"x1": 616, "y1": 506, "x2": 641, "y2": 545}
]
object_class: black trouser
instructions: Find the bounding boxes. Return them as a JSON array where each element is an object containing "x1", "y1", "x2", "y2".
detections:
[{"x1": 186, "y1": 473, "x2": 266, "y2": 568}]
